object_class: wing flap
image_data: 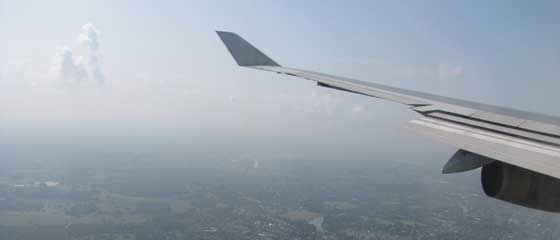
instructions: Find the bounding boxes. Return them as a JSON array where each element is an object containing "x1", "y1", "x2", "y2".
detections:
[
  {"x1": 471, "y1": 111, "x2": 526, "y2": 127},
  {"x1": 427, "y1": 112, "x2": 560, "y2": 146},
  {"x1": 520, "y1": 121, "x2": 560, "y2": 137},
  {"x1": 405, "y1": 117, "x2": 560, "y2": 179}
]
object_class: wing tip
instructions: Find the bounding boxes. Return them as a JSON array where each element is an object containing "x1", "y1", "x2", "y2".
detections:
[
  {"x1": 216, "y1": 30, "x2": 280, "y2": 67},
  {"x1": 215, "y1": 30, "x2": 234, "y2": 38}
]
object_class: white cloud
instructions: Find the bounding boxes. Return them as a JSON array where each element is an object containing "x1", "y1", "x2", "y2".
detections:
[
  {"x1": 77, "y1": 23, "x2": 100, "y2": 52},
  {"x1": 48, "y1": 46, "x2": 88, "y2": 83},
  {"x1": 78, "y1": 23, "x2": 105, "y2": 84},
  {"x1": 47, "y1": 23, "x2": 106, "y2": 85}
]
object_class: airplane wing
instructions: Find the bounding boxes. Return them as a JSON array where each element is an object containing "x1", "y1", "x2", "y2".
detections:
[{"x1": 216, "y1": 31, "x2": 560, "y2": 180}]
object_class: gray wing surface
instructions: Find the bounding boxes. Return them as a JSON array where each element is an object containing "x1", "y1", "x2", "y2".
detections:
[{"x1": 216, "y1": 31, "x2": 560, "y2": 179}]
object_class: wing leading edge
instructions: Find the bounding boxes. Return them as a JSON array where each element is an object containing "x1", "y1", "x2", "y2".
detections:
[{"x1": 216, "y1": 31, "x2": 560, "y2": 180}]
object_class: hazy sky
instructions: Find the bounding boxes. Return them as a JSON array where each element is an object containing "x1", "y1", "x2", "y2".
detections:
[{"x1": 1, "y1": 1, "x2": 559, "y2": 162}]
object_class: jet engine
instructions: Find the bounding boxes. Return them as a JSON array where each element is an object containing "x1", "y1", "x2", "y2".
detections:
[{"x1": 481, "y1": 161, "x2": 560, "y2": 212}]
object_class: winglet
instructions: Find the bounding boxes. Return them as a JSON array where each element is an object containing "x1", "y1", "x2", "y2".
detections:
[{"x1": 216, "y1": 31, "x2": 280, "y2": 67}]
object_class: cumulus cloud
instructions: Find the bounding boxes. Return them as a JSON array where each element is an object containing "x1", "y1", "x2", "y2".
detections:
[
  {"x1": 49, "y1": 46, "x2": 88, "y2": 83},
  {"x1": 77, "y1": 23, "x2": 100, "y2": 52},
  {"x1": 48, "y1": 23, "x2": 105, "y2": 85},
  {"x1": 78, "y1": 23, "x2": 105, "y2": 84}
]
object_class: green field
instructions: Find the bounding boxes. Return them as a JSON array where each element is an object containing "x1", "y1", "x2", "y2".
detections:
[
  {"x1": 0, "y1": 190, "x2": 193, "y2": 227},
  {"x1": 324, "y1": 201, "x2": 359, "y2": 210},
  {"x1": 281, "y1": 210, "x2": 321, "y2": 222}
]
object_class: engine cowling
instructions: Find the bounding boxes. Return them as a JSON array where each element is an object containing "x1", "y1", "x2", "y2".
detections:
[{"x1": 481, "y1": 161, "x2": 560, "y2": 212}]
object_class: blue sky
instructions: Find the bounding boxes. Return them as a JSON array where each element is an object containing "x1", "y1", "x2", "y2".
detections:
[{"x1": 0, "y1": 1, "x2": 559, "y2": 159}]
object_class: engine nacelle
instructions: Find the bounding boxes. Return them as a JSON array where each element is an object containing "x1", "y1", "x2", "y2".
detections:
[{"x1": 481, "y1": 161, "x2": 560, "y2": 212}]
